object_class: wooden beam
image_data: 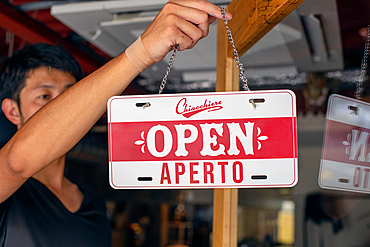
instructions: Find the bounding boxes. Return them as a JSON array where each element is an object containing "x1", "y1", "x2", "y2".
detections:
[
  {"x1": 214, "y1": 12, "x2": 240, "y2": 247},
  {"x1": 226, "y1": 0, "x2": 306, "y2": 58},
  {"x1": 216, "y1": 18, "x2": 240, "y2": 92},
  {"x1": 214, "y1": 0, "x2": 305, "y2": 246},
  {"x1": 212, "y1": 188, "x2": 238, "y2": 247},
  {"x1": 160, "y1": 203, "x2": 169, "y2": 247},
  {"x1": 217, "y1": 0, "x2": 306, "y2": 92}
]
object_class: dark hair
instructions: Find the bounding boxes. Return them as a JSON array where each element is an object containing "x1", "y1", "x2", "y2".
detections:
[{"x1": 0, "y1": 43, "x2": 84, "y2": 105}]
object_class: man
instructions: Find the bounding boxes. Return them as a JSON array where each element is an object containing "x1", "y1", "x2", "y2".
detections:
[
  {"x1": 0, "y1": 43, "x2": 112, "y2": 246},
  {"x1": 0, "y1": 0, "x2": 231, "y2": 246}
]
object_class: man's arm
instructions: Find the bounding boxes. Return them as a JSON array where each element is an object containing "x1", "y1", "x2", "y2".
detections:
[{"x1": 0, "y1": 0, "x2": 231, "y2": 203}]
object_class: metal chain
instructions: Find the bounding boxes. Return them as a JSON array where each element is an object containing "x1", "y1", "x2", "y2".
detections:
[
  {"x1": 158, "y1": 8, "x2": 251, "y2": 94},
  {"x1": 356, "y1": 25, "x2": 370, "y2": 100},
  {"x1": 158, "y1": 44, "x2": 179, "y2": 94},
  {"x1": 220, "y1": 6, "x2": 250, "y2": 91}
]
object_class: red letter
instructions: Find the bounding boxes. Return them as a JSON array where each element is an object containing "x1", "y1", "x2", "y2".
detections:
[
  {"x1": 353, "y1": 167, "x2": 362, "y2": 188},
  {"x1": 175, "y1": 163, "x2": 185, "y2": 184},
  {"x1": 190, "y1": 162, "x2": 199, "y2": 184},
  {"x1": 218, "y1": 162, "x2": 228, "y2": 183},
  {"x1": 160, "y1": 163, "x2": 171, "y2": 184},
  {"x1": 203, "y1": 162, "x2": 214, "y2": 184},
  {"x1": 176, "y1": 98, "x2": 187, "y2": 114},
  {"x1": 232, "y1": 161, "x2": 243, "y2": 183}
]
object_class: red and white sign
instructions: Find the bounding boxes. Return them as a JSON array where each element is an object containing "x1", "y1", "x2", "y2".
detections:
[
  {"x1": 319, "y1": 94, "x2": 370, "y2": 193},
  {"x1": 108, "y1": 90, "x2": 298, "y2": 189}
]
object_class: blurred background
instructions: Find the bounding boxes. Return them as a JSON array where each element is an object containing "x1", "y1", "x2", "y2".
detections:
[{"x1": 1, "y1": 0, "x2": 370, "y2": 246}]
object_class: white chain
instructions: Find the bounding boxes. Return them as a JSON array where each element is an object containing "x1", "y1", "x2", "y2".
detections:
[{"x1": 356, "y1": 25, "x2": 370, "y2": 100}]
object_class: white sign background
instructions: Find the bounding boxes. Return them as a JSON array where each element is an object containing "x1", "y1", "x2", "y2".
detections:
[{"x1": 108, "y1": 90, "x2": 298, "y2": 189}]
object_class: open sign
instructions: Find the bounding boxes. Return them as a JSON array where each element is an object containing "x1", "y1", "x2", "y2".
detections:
[
  {"x1": 108, "y1": 90, "x2": 298, "y2": 189},
  {"x1": 319, "y1": 94, "x2": 370, "y2": 193}
]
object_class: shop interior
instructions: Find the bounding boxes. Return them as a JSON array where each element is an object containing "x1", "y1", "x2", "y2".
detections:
[{"x1": 1, "y1": 0, "x2": 370, "y2": 246}]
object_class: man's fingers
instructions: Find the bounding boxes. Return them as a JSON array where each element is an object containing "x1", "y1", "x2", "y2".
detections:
[
  {"x1": 161, "y1": 2, "x2": 210, "y2": 39},
  {"x1": 166, "y1": 0, "x2": 232, "y2": 38},
  {"x1": 208, "y1": 16, "x2": 217, "y2": 25},
  {"x1": 140, "y1": 0, "x2": 233, "y2": 63},
  {"x1": 141, "y1": 14, "x2": 196, "y2": 62},
  {"x1": 171, "y1": 15, "x2": 204, "y2": 49},
  {"x1": 164, "y1": 16, "x2": 199, "y2": 51},
  {"x1": 169, "y1": 0, "x2": 232, "y2": 21}
]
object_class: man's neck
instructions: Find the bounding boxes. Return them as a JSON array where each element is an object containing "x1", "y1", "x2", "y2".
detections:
[
  {"x1": 32, "y1": 155, "x2": 66, "y2": 190},
  {"x1": 32, "y1": 155, "x2": 84, "y2": 213}
]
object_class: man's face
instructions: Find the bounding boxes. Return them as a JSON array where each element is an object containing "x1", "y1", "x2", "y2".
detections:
[{"x1": 17, "y1": 67, "x2": 76, "y2": 127}]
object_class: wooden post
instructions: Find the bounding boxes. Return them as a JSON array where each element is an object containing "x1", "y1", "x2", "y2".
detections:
[
  {"x1": 213, "y1": 13, "x2": 240, "y2": 247},
  {"x1": 225, "y1": 0, "x2": 307, "y2": 57},
  {"x1": 216, "y1": 16, "x2": 239, "y2": 93},
  {"x1": 212, "y1": 188, "x2": 238, "y2": 247},
  {"x1": 160, "y1": 203, "x2": 169, "y2": 247},
  {"x1": 213, "y1": 0, "x2": 305, "y2": 246}
]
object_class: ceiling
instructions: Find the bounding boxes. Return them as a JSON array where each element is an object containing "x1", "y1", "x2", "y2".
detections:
[
  {"x1": 0, "y1": 0, "x2": 370, "y2": 88},
  {"x1": 50, "y1": 0, "x2": 343, "y2": 82}
]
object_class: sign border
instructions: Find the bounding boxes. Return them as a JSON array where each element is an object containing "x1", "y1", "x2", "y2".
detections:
[{"x1": 108, "y1": 90, "x2": 298, "y2": 189}]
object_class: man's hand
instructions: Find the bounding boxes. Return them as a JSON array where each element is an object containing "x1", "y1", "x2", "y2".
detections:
[{"x1": 140, "y1": 0, "x2": 232, "y2": 63}]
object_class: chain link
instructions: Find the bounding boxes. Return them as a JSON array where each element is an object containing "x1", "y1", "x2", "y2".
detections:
[
  {"x1": 356, "y1": 25, "x2": 370, "y2": 100},
  {"x1": 158, "y1": 7, "x2": 251, "y2": 94},
  {"x1": 220, "y1": 7, "x2": 250, "y2": 91},
  {"x1": 158, "y1": 44, "x2": 179, "y2": 94}
]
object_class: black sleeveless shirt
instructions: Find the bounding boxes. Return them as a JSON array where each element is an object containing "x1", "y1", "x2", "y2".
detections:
[{"x1": 0, "y1": 178, "x2": 111, "y2": 247}]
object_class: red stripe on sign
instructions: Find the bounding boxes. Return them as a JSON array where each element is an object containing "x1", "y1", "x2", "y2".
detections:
[
  {"x1": 322, "y1": 120, "x2": 370, "y2": 167},
  {"x1": 109, "y1": 117, "x2": 297, "y2": 162}
]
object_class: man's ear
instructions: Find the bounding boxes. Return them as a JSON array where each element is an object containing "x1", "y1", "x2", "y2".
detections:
[{"x1": 2, "y1": 98, "x2": 21, "y2": 127}]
